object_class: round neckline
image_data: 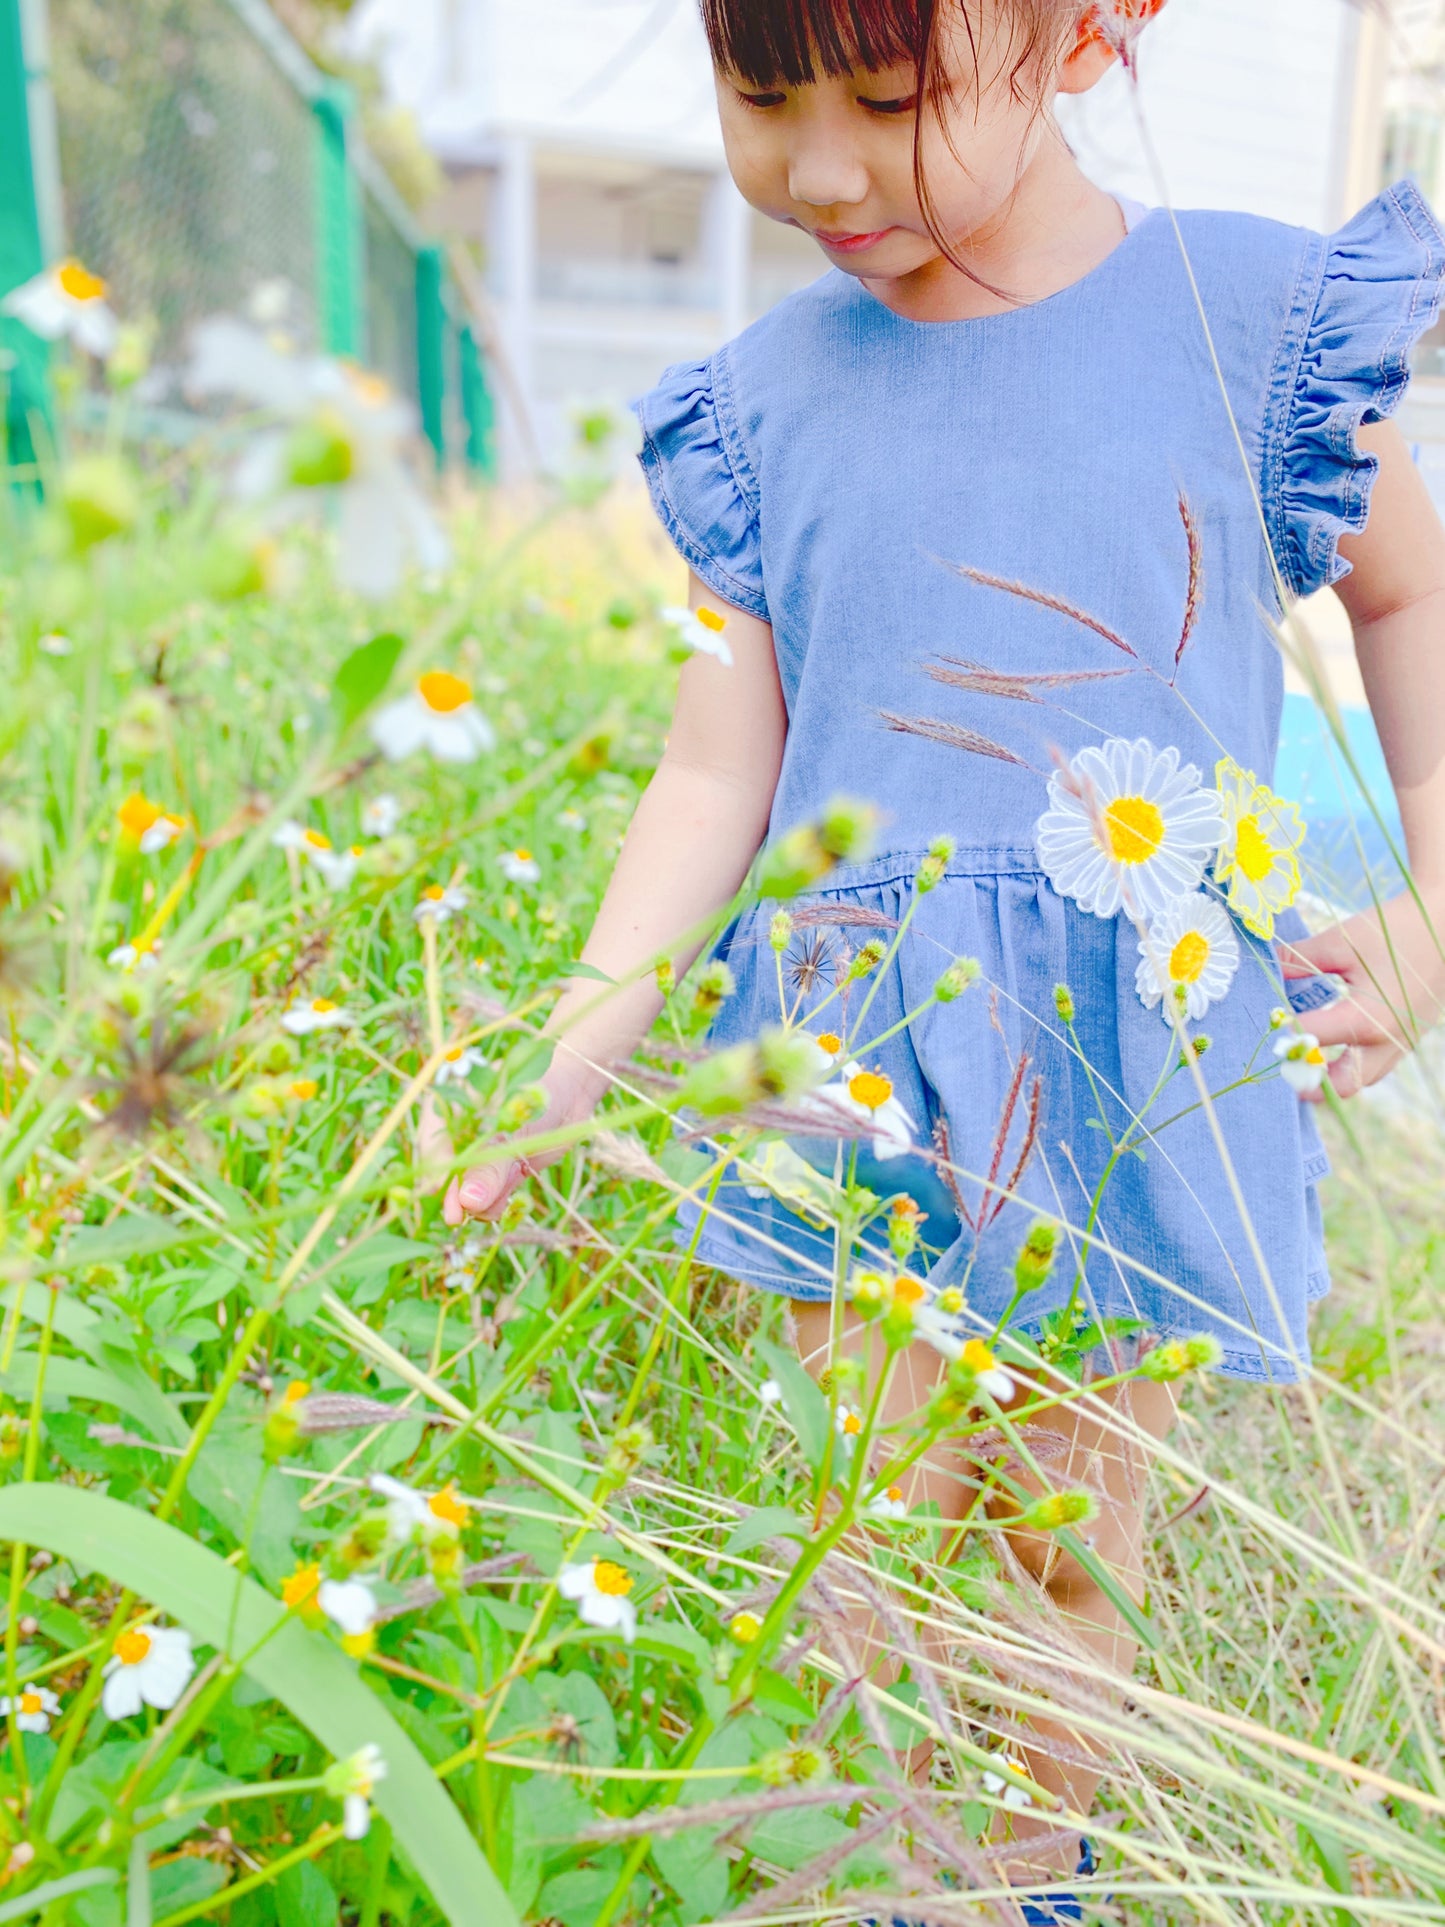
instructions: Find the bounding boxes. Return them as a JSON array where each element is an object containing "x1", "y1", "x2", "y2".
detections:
[{"x1": 844, "y1": 203, "x2": 1161, "y2": 331}]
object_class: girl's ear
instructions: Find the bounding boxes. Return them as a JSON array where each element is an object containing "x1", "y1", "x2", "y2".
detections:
[{"x1": 1060, "y1": 0, "x2": 1168, "y2": 93}]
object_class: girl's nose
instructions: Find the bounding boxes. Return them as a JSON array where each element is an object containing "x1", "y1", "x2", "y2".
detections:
[{"x1": 786, "y1": 136, "x2": 870, "y2": 212}]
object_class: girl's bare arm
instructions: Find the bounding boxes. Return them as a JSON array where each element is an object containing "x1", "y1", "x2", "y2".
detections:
[
  {"x1": 440, "y1": 571, "x2": 787, "y2": 1219},
  {"x1": 1285, "y1": 419, "x2": 1445, "y2": 1096}
]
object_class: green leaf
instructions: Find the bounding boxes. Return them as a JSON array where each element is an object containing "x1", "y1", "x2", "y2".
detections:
[
  {"x1": 724, "y1": 1506, "x2": 810, "y2": 1557},
  {"x1": 653, "y1": 1830, "x2": 729, "y2": 1917},
  {"x1": 754, "y1": 1340, "x2": 831, "y2": 1472},
  {"x1": 332, "y1": 630, "x2": 404, "y2": 733},
  {"x1": 556, "y1": 961, "x2": 615, "y2": 984},
  {"x1": 0, "y1": 1485, "x2": 517, "y2": 1927},
  {"x1": 1056, "y1": 1527, "x2": 1158, "y2": 1652},
  {"x1": 0, "y1": 1871, "x2": 120, "y2": 1922},
  {"x1": 275, "y1": 1861, "x2": 339, "y2": 1927},
  {"x1": 750, "y1": 1667, "x2": 815, "y2": 1725}
]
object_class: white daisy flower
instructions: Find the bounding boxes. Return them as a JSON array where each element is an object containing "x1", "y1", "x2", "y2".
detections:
[
  {"x1": 0, "y1": 1687, "x2": 59, "y2": 1734},
  {"x1": 108, "y1": 939, "x2": 158, "y2": 974},
  {"x1": 1135, "y1": 893, "x2": 1240, "y2": 1022},
  {"x1": 435, "y1": 1045, "x2": 484, "y2": 1086},
  {"x1": 281, "y1": 996, "x2": 352, "y2": 1035},
  {"x1": 556, "y1": 808, "x2": 586, "y2": 833},
  {"x1": 185, "y1": 318, "x2": 449, "y2": 598},
  {"x1": 1274, "y1": 1031, "x2": 1329, "y2": 1094},
  {"x1": 413, "y1": 884, "x2": 468, "y2": 924},
  {"x1": 557, "y1": 1557, "x2": 638, "y2": 1642},
  {"x1": 866, "y1": 1483, "x2": 908, "y2": 1521},
  {"x1": 324, "y1": 1743, "x2": 387, "y2": 1841},
  {"x1": 371, "y1": 671, "x2": 495, "y2": 764},
  {"x1": 498, "y1": 849, "x2": 540, "y2": 886},
  {"x1": 117, "y1": 793, "x2": 186, "y2": 855},
  {"x1": 101, "y1": 1625, "x2": 194, "y2": 1721},
  {"x1": 1036, "y1": 738, "x2": 1226, "y2": 922},
  {"x1": 920, "y1": 1330, "x2": 1016, "y2": 1401},
  {"x1": 312, "y1": 844, "x2": 361, "y2": 890},
  {"x1": 317, "y1": 1577, "x2": 378, "y2": 1656},
  {"x1": 983, "y1": 1753, "x2": 1035, "y2": 1811},
  {"x1": 835, "y1": 1404, "x2": 864, "y2": 1454},
  {"x1": 362, "y1": 794, "x2": 402, "y2": 837},
  {"x1": 808, "y1": 1062, "x2": 915, "y2": 1162},
  {"x1": 2, "y1": 259, "x2": 118, "y2": 358},
  {"x1": 758, "y1": 1378, "x2": 783, "y2": 1406},
  {"x1": 367, "y1": 1473, "x2": 467, "y2": 1546},
  {"x1": 38, "y1": 632, "x2": 73, "y2": 657},
  {"x1": 662, "y1": 604, "x2": 734, "y2": 667}
]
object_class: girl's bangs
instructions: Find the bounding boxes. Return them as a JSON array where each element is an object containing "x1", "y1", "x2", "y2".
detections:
[{"x1": 700, "y1": 0, "x2": 930, "y2": 86}]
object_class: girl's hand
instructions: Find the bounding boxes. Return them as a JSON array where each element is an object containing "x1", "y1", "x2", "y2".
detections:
[
  {"x1": 1279, "y1": 891, "x2": 1445, "y2": 1099},
  {"x1": 441, "y1": 1074, "x2": 597, "y2": 1225}
]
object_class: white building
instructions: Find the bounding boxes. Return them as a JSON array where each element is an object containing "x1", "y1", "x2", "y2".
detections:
[{"x1": 346, "y1": 0, "x2": 1393, "y2": 471}]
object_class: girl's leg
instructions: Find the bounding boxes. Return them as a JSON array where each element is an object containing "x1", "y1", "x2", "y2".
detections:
[{"x1": 791, "y1": 1301, "x2": 1174, "y2": 1881}]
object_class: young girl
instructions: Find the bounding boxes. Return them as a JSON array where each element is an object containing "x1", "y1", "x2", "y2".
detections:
[{"x1": 444, "y1": 0, "x2": 1445, "y2": 1913}]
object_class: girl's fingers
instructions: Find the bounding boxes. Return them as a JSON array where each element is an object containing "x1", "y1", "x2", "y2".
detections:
[
  {"x1": 1278, "y1": 927, "x2": 1358, "y2": 979},
  {"x1": 1305, "y1": 998, "x2": 1395, "y2": 1051},
  {"x1": 1320, "y1": 1039, "x2": 1399, "y2": 1102},
  {"x1": 457, "y1": 1161, "x2": 519, "y2": 1220},
  {"x1": 442, "y1": 1177, "x2": 464, "y2": 1227}
]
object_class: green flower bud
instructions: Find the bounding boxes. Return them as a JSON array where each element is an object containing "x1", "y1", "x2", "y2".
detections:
[
  {"x1": 496, "y1": 1084, "x2": 548, "y2": 1133},
  {"x1": 286, "y1": 408, "x2": 355, "y2": 488},
  {"x1": 202, "y1": 531, "x2": 275, "y2": 602},
  {"x1": 690, "y1": 960, "x2": 736, "y2": 1020},
  {"x1": 758, "y1": 1742, "x2": 831, "y2": 1787},
  {"x1": 1013, "y1": 1219, "x2": 1059, "y2": 1296},
  {"x1": 1138, "y1": 1333, "x2": 1223, "y2": 1383},
  {"x1": 61, "y1": 455, "x2": 140, "y2": 552},
  {"x1": 916, "y1": 835, "x2": 956, "y2": 895},
  {"x1": 680, "y1": 1027, "x2": 822, "y2": 1114},
  {"x1": 887, "y1": 1194, "x2": 924, "y2": 1262},
  {"x1": 1018, "y1": 1490, "x2": 1096, "y2": 1532},
  {"x1": 1054, "y1": 984, "x2": 1076, "y2": 1026},
  {"x1": 850, "y1": 1270, "x2": 889, "y2": 1318},
  {"x1": 846, "y1": 938, "x2": 888, "y2": 983},
  {"x1": 655, "y1": 958, "x2": 676, "y2": 998},
  {"x1": 757, "y1": 796, "x2": 881, "y2": 899},
  {"x1": 935, "y1": 956, "x2": 981, "y2": 1003},
  {"x1": 768, "y1": 910, "x2": 793, "y2": 953}
]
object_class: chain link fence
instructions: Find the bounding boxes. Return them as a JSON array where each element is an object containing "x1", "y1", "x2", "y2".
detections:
[{"x1": 6, "y1": 0, "x2": 493, "y2": 470}]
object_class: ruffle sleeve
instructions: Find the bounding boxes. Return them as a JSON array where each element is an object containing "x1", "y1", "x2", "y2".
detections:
[
  {"x1": 634, "y1": 355, "x2": 769, "y2": 622},
  {"x1": 1279, "y1": 179, "x2": 1445, "y2": 598}
]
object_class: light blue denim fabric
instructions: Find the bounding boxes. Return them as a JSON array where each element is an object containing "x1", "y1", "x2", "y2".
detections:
[{"x1": 634, "y1": 182, "x2": 1445, "y2": 1384}]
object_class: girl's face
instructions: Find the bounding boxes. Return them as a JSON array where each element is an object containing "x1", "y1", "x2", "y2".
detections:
[{"x1": 714, "y1": 5, "x2": 1112, "y2": 288}]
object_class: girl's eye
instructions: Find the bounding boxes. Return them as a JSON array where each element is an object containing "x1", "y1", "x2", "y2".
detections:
[
  {"x1": 858, "y1": 95, "x2": 917, "y2": 116},
  {"x1": 736, "y1": 88, "x2": 787, "y2": 110}
]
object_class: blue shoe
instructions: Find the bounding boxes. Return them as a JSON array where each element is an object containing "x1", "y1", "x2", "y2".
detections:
[{"x1": 1017, "y1": 1838, "x2": 1102, "y2": 1924}]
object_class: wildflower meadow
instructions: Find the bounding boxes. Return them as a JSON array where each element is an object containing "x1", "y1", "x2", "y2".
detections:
[{"x1": 0, "y1": 271, "x2": 1442, "y2": 1927}]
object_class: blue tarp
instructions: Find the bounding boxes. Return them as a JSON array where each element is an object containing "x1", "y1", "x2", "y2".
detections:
[{"x1": 1275, "y1": 691, "x2": 1404, "y2": 906}]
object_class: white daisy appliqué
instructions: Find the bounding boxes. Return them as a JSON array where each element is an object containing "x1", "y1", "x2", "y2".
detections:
[
  {"x1": 1135, "y1": 894, "x2": 1240, "y2": 1022},
  {"x1": 1036, "y1": 738, "x2": 1226, "y2": 922}
]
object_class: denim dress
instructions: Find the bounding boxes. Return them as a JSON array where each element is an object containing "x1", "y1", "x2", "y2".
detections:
[{"x1": 635, "y1": 181, "x2": 1445, "y2": 1384}]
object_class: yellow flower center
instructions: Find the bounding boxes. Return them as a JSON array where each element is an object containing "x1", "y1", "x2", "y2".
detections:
[
  {"x1": 1305, "y1": 1045, "x2": 1325, "y2": 1065},
  {"x1": 281, "y1": 1563, "x2": 321, "y2": 1610},
  {"x1": 303, "y1": 829, "x2": 332, "y2": 851},
  {"x1": 19, "y1": 1691, "x2": 43, "y2": 1716},
  {"x1": 345, "y1": 366, "x2": 391, "y2": 408},
  {"x1": 842, "y1": 1411, "x2": 862, "y2": 1436},
  {"x1": 312, "y1": 997, "x2": 336, "y2": 1013},
  {"x1": 513, "y1": 848, "x2": 532, "y2": 863},
  {"x1": 937, "y1": 1286, "x2": 965, "y2": 1314},
  {"x1": 1103, "y1": 795, "x2": 1165, "y2": 866},
  {"x1": 729, "y1": 1610, "x2": 761, "y2": 1643},
  {"x1": 417, "y1": 670, "x2": 472, "y2": 713},
  {"x1": 341, "y1": 1629, "x2": 374, "y2": 1658},
  {"x1": 117, "y1": 792, "x2": 162, "y2": 838},
  {"x1": 695, "y1": 607, "x2": 727, "y2": 633},
  {"x1": 886, "y1": 1485, "x2": 904, "y2": 1504},
  {"x1": 290, "y1": 1079, "x2": 319, "y2": 1100},
  {"x1": 848, "y1": 1070, "x2": 894, "y2": 1111},
  {"x1": 423, "y1": 885, "x2": 446, "y2": 901},
  {"x1": 1233, "y1": 813, "x2": 1275, "y2": 883},
  {"x1": 428, "y1": 1483, "x2": 468, "y2": 1528},
  {"x1": 115, "y1": 1629, "x2": 152, "y2": 1667},
  {"x1": 593, "y1": 1560, "x2": 633, "y2": 1597},
  {"x1": 961, "y1": 1338, "x2": 997, "y2": 1374},
  {"x1": 58, "y1": 259, "x2": 106, "y2": 303},
  {"x1": 444, "y1": 1047, "x2": 463, "y2": 1062},
  {"x1": 817, "y1": 1032, "x2": 842, "y2": 1054},
  {"x1": 281, "y1": 1380, "x2": 310, "y2": 1407},
  {"x1": 1168, "y1": 931, "x2": 1211, "y2": 985},
  {"x1": 891, "y1": 1276, "x2": 925, "y2": 1307}
]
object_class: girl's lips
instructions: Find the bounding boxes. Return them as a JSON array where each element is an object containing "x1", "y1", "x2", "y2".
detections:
[{"x1": 813, "y1": 227, "x2": 895, "y2": 254}]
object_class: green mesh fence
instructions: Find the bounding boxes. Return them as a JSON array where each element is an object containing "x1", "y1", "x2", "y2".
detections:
[{"x1": 21, "y1": 0, "x2": 492, "y2": 469}]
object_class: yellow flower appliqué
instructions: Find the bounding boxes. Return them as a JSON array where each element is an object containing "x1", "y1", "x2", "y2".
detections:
[{"x1": 1213, "y1": 757, "x2": 1306, "y2": 940}]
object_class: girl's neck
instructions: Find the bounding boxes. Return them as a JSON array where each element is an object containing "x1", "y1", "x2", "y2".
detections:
[{"x1": 858, "y1": 137, "x2": 1130, "y2": 324}]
